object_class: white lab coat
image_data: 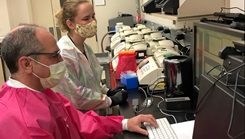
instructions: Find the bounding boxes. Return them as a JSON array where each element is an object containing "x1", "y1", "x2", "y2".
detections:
[{"x1": 52, "y1": 35, "x2": 111, "y2": 113}]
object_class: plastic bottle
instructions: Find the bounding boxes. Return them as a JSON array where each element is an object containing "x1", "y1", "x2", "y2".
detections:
[{"x1": 115, "y1": 22, "x2": 123, "y2": 33}]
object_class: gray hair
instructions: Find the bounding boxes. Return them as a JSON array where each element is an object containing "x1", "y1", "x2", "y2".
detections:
[{"x1": 1, "y1": 24, "x2": 44, "y2": 74}]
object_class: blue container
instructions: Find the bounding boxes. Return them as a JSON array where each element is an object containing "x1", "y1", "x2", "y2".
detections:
[{"x1": 120, "y1": 73, "x2": 138, "y2": 89}]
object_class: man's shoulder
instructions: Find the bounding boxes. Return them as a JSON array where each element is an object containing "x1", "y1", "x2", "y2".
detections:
[
  {"x1": 0, "y1": 83, "x2": 15, "y2": 103},
  {"x1": 0, "y1": 87, "x2": 26, "y2": 125},
  {"x1": 0, "y1": 87, "x2": 52, "y2": 117}
]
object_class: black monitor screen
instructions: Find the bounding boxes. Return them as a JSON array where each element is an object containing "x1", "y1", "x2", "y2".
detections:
[{"x1": 191, "y1": 22, "x2": 244, "y2": 93}]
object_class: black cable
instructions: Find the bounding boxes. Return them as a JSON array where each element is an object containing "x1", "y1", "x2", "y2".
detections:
[
  {"x1": 217, "y1": 7, "x2": 245, "y2": 21},
  {"x1": 185, "y1": 113, "x2": 195, "y2": 121},
  {"x1": 174, "y1": 37, "x2": 191, "y2": 55},
  {"x1": 149, "y1": 83, "x2": 195, "y2": 113},
  {"x1": 154, "y1": 99, "x2": 195, "y2": 114},
  {"x1": 195, "y1": 63, "x2": 245, "y2": 113},
  {"x1": 101, "y1": 31, "x2": 115, "y2": 52},
  {"x1": 150, "y1": 97, "x2": 195, "y2": 123},
  {"x1": 138, "y1": 79, "x2": 183, "y2": 119},
  {"x1": 148, "y1": 76, "x2": 165, "y2": 95},
  {"x1": 206, "y1": 65, "x2": 223, "y2": 75},
  {"x1": 174, "y1": 37, "x2": 184, "y2": 53},
  {"x1": 217, "y1": 7, "x2": 224, "y2": 21},
  {"x1": 133, "y1": 87, "x2": 148, "y2": 114},
  {"x1": 227, "y1": 67, "x2": 245, "y2": 139},
  {"x1": 195, "y1": 76, "x2": 222, "y2": 113},
  {"x1": 144, "y1": 81, "x2": 195, "y2": 123},
  {"x1": 221, "y1": 7, "x2": 245, "y2": 12},
  {"x1": 195, "y1": 65, "x2": 227, "y2": 113}
]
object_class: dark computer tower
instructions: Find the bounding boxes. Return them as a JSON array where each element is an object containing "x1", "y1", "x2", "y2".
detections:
[
  {"x1": 193, "y1": 74, "x2": 245, "y2": 139},
  {"x1": 163, "y1": 56, "x2": 196, "y2": 108}
]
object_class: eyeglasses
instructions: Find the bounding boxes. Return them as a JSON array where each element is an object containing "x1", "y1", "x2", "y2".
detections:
[{"x1": 26, "y1": 50, "x2": 61, "y2": 58}]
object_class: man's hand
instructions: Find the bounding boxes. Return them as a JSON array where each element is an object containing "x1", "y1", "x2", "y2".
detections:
[{"x1": 127, "y1": 114, "x2": 158, "y2": 136}]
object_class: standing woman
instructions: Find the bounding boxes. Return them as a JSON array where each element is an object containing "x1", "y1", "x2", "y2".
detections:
[{"x1": 53, "y1": 0, "x2": 127, "y2": 114}]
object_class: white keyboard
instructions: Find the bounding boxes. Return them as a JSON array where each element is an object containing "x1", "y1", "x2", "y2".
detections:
[{"x1": 144, "y1": 117, "x2": 178, "y2": 139}]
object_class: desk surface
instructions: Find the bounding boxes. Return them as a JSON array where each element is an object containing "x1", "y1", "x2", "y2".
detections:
[{"x1": 117, "y1": 88, "x2": 195, "y2": 139}]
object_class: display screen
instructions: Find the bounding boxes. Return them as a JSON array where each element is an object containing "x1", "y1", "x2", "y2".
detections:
[{"x1": 192, "y1": 23, "x2": 243, "y2": 92}]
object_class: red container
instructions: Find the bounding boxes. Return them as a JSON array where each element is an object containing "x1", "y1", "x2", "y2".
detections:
[{"x1": 115, "y1": 50, "x2": 137, "y2": 79}]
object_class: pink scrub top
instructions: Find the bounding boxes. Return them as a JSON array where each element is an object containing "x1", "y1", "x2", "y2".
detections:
[{"x1": 0, "y1": 79, "x2": 123, "y2": 139}]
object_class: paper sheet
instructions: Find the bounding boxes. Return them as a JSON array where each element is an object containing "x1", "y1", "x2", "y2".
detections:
[{"x1": 171, "y1": 120, "x2": 195, "y2": 139}]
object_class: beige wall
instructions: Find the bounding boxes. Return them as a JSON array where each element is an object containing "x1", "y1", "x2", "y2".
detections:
[
  {"x1": 0, "y1": 0, "x2": 11, "y2": 37},
  {"x1": 7, "y1": 0, "x2": 32, "y2": 28},
  {"x1": 29, "y1": 0, "x2": 61, "y2": 40},
  {"x1": 230, "y1": 0, "x2": 245, "y2": 13}
]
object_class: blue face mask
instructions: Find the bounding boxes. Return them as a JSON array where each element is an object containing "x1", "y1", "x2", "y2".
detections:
[{"x1": 30, "y1": 58, "x2": 67, "y2": 89}]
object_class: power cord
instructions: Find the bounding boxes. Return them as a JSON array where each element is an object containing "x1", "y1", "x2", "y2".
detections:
[
  {"x1": 195, "y1": 63, "x2": 245, "y2": 113},
  {"x1": 226, "y1": 66, "x2": 245, "y2": 139},
  {"x1": 134, "y1": 76, "x2": 195, "y2": 123},
  {"x1": 101, "y1": 31, "x2": 116, "y2": 52},
  {"x1": 132, "y1": 87, "x2": 148, "y2": 114},
  {"x1": 174, "y1": 37, "x2": 191, "y2": 56},
  {"x1": 154, "y1": 96, "x2": 195, "y2": 123},
  {"x1": 193, "y1": 63, "x2": 245, "y2": 138}
]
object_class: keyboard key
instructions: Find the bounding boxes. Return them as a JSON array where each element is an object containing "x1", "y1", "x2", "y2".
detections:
[{"x1": 144, "y1": 117, "x2": 178, "y2": 139}]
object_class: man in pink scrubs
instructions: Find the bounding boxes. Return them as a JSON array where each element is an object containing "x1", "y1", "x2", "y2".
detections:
[{"x1": 0, "y1": 24, "x2": 157, "y2": 139}]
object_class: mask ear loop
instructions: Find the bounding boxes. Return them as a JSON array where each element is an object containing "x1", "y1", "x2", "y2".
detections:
[
  {"x1": 32, "y1": 72, "x2": 43, "y2": 79},
  {"x1": 28, "y1": 57, "x2": 50, "y2": 79}
]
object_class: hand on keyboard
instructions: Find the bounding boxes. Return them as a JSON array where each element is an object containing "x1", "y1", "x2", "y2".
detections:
[
  {"x1": 127, "y1": 114, "x2": 158, "y2": 136},
  {"x1": 144, "y1": 117, "x2": 178, "y2": 139}
]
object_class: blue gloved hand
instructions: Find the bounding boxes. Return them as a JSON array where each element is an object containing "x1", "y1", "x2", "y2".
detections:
[
  {"x1": 107, "y1": 84, "x2": 126, "y2": 96},
  {"x1": 109, "y1": 89, "x2": 128, "y2": 107}
]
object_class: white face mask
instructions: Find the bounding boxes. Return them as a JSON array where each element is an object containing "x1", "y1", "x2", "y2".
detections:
[
  {"x1": 30, "y1": 58, "x2": 66, "y2": 89},
  {"x1": 75, "y1": 20, "x2": 97, "y2": 38}
]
